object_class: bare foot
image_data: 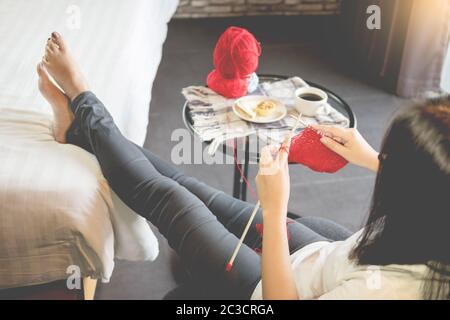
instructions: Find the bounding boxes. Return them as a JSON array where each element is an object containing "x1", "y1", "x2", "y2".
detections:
[
  {"x1": 37, "y1": 62, "x2": 74, "y2": 143},
  {"x1": 42, "y1": 32, "x2": 89, "y2": 101}
]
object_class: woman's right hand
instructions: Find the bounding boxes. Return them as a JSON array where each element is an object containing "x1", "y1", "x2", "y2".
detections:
[{"x1": 311, "y1": 125, "x2": 380, "y2": 172}]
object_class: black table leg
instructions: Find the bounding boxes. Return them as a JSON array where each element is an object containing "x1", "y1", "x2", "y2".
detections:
[
  {"x1": 232, "y1": 137, "x2": 250, "y2": 201},
  {"x1": 232, "y1": 138, "x2": 242, "y2": 199},
  {"x1": 240, "y1": 136, "x2": 250, "y2": 202},
  {"x1": 233, "y1": 163, "x2": 241, "y2": 199}
]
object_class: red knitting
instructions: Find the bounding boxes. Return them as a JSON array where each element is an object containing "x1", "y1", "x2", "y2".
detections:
[
  {"x1": 288, "y1": 127, "x2": 348, "y2": 173},
  {"x1": 207, "y1": 26, "x2": 261, "y2": 98}
]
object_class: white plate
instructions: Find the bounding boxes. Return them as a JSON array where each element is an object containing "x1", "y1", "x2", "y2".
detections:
[{"x1": 233, "y1": 95, "x2": 287, "y2": 124}]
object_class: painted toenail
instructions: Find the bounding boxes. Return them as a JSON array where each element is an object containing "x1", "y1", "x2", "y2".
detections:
[{"x1": 52, "y1": 32, "x2": 60, "y2": 38}]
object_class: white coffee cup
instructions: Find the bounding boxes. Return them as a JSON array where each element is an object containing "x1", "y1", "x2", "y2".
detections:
[{"x1": 294, "y1": 87, "x2": 328, "y2": 117}]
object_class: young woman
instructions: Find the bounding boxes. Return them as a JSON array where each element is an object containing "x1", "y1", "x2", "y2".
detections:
[{"x1": 39, "y1": 32, "x2": 449, "y2": 300}]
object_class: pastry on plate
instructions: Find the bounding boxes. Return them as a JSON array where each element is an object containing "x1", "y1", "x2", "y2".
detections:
[
  {"x1": 233, "y1": 95, "x2": 286, "y2": 123},
  {"x1": 255, "y1": 100, "x2": 277, "y2": 116},
  {"x1": 235, "y1": 100, "x2": 257, "y2": 119}
]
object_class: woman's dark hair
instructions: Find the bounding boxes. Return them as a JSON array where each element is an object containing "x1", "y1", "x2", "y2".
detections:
[{"x1": 350, "y1": 95, "x2": 450, "y2": 300}]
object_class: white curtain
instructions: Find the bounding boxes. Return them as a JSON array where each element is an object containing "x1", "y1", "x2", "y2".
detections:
[
  {"x1": 397, "y1": 0, "x2": 450, "y2": 97},
  {"x1": 340, "y1": 0, "x2": 450, "y2": 98}
]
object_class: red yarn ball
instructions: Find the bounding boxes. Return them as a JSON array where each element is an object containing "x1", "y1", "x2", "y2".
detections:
[
  {"x1": 207, "y1": 26, "x2": 261, "y2": 99},
  {"x1": 213, "y1": 26, "x2": 261, "y2": 78},
  {"x1": 288, "y1": 127, "x2": 348, "y2": 173},
  {"x1": 207, "y1": 70, "x2": 248, "y2": 99}
]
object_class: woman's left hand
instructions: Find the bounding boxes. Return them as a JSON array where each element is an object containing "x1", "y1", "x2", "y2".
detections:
[
  {"x1": 257, "y1": 135, "x2": 298, "y2": 300},
  {"x1": 255, "y1": 135, "x2": 291, "y2": 218}
]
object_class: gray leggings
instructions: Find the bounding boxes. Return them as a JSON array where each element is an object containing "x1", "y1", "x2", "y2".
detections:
[{"x1": 66, "y1": 91, "x2": 352, "y2": 299}]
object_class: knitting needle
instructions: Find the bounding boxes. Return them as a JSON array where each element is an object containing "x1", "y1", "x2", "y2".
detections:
[
  {"x1": 290, "y1": 112, "x2": 303, "y2": 135},
  {"x1": 289, "y1": 112, "x2": 308, "y2": 129},
  {"x1": 226, "y1": 200, "x2": 261, "y2": 272},
  {"x1": 226, "y1": 113, "x2": 304, "y2": 272}
]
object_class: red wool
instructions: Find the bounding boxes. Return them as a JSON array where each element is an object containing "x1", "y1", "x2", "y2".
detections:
[
  {"x1": 288, "y1": 127, "x2": 348, "y2": 173},
  {"x1": 207, "y1": 26, "x2": 261, "y2": 98}
]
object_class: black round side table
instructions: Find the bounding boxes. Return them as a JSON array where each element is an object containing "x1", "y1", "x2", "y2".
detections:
[{"x1": 182, "y1": 74, "x2": 356, "y2": 202}]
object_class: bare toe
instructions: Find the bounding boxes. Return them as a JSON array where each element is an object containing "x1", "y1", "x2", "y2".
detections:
[
  {"x1": 36, "y1": 61, "x2": 47, "y2": 79},
  {"x1": 51, "y1": 32, "x2": 66, "y2": 51},
  {"x1": 45, "y1": 46, "x2": 54, "y2": 60},
  {"x1": 47, "y1": 40, "x2": 59, "y2": 53}
]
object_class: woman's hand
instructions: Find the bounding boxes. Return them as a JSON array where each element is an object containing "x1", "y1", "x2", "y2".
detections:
[
  {"x1": 256, "y1": 135, "x2": 299, "y2": 300},
  {"x1": 255, "y1": 135, "x2": 291, "y2": 219},
  {"x1": 312, "y1": 125, "x2": 380, "y2": 172}
]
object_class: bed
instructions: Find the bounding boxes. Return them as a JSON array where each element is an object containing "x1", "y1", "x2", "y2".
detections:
[{"x1": 0, "y1": 0, "x2": 179, "y2": 294}]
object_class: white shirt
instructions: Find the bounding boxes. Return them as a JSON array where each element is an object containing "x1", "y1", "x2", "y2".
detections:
[{"x1": 251, "y1": 229, "x2": 428, "y2": 300}]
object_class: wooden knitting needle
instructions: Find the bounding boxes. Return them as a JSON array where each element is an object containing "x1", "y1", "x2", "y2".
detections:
[
  {"x1": 290, "y1": 112, "x2": 303, "y2": 135},
  {"x1": 290, "y1": 112, "x2": 308, "y2": 129},
  {"x1": 226, "y1": 200, "x2": 261, "y2": 272},
  {"x1": 226, "y1": 113, "x2": 304, "y2": 272}
]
